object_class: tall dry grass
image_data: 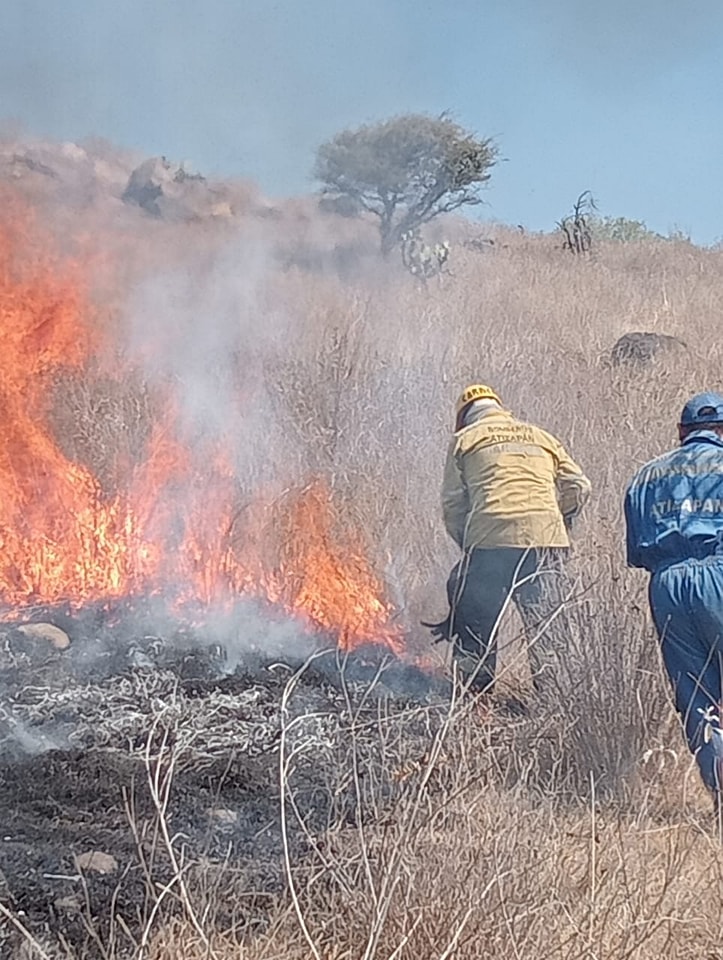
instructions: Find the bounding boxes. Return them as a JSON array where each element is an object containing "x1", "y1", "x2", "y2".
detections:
[
  {"x1": 122, "y1": 226, "x2": 723, "y2": 958},
  {"x1": 140, "y1": 679, "x2": 721, "y2": 960},
  {"x1": 22, "y1": 194, "x2": 723, "y2": 958}
]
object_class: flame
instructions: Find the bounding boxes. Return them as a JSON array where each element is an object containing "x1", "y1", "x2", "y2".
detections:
[
  {"x1": 271, "y1": 482, "x2": 403, "y2": 653},
  {"x1": 0, "y1": 197, "x2": 403, "y2": 653}
]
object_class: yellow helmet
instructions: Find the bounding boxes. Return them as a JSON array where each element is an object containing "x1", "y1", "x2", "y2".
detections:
[{"x1": 455, "y1": 383, "x2": 501, "y2": 429}]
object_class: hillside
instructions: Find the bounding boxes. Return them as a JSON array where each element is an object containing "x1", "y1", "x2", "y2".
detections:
[{"x1": 2, "y1": 135, "x2": 723, "y2": 958}]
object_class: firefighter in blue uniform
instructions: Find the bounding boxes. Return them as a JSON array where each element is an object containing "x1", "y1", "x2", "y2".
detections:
[{"x1": 625, "y1": 392, "x2": 723, "y2": 804}]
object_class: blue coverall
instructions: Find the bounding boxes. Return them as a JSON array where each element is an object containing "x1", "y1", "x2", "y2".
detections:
[{"x1": 625, "y1": 431, "x2": 723, "y2": 793}]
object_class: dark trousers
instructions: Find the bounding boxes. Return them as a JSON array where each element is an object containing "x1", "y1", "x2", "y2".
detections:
[
  {"x1": 446, "y1": 546, "x2": 568, "y2": 693},
  {"x1": 649, "y1": 558, "x2": 723, "y2": 794}
]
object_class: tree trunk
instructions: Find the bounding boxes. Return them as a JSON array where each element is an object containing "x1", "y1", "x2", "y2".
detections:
[{"x1": 380, "y1": 219, "x2": 399, "y2": 258}]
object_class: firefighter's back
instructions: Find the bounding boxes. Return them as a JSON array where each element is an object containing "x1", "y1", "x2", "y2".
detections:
[{"x1": 454, "y1": 409, "x2": 570, "y2": 549}]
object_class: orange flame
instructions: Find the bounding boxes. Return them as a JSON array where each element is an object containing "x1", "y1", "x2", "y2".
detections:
[{"x1": 0, "y1": 198, "x2": 403, "y2": 653}]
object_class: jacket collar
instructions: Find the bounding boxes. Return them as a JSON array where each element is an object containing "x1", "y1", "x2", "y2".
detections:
[
  {"x1": 681, "y1": 430, "x2": 723, "y2": 449},
  {"x1": 459, "y1": 406, "x2": 511, "y2": 431}
]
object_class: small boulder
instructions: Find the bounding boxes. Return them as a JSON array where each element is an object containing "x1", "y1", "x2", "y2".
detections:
[
  {"x1": 16, "y1": 622, "x2": 70, "y2": 651},
  {"x1": 54, "y1": 895, "x2": 82, "y2": 913},
  {"x1": 73, "y1": 851, "x2": 118, "y2": 875},
  {"x1": 610, "y1": 331, "x2": 687, "y2": 366},
  {"x1": 207, "y1": 807, "x2": 238, "y2": 828}
]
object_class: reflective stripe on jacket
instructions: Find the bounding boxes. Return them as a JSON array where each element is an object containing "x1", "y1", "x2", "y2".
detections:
[
  {"x1": 625, "y1": 431, "x2": 723, "y2": 572},
  {"x1": 442, "y1": 408, "x2": 590, "y2": 550}
]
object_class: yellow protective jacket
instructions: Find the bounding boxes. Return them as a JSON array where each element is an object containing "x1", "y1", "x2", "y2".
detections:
[{"x1": 442, "y1": 408, "x2": 591, "y2": 550}]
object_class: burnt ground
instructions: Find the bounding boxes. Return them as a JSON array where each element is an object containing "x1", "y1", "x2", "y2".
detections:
[{"x1": 0, "y1": 604, "x2": 448, "y2": 957}]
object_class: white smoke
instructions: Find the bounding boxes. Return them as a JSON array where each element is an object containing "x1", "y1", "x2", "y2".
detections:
[
  {"x1": 0, "y1": 704, "x2": 64, "y2": 756},
  {"x1": 123, "y1": 222, "x2": 299, "y2": 487}
]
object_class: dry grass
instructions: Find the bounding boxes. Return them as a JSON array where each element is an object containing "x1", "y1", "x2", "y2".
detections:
[
  {"x1": 122, "y1": 223, "x2": 723, "y2": 958},
  {"x1": 11, "y1": 171, "x2": 723, "y2": 957},
  {"x1": 140, "y1": 707, "x2": 722, "y2": 960}
]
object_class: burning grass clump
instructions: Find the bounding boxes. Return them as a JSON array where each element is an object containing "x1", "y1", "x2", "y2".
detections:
[{"x1": 48, "y1": 366, "x2": 156, "y2": 496}]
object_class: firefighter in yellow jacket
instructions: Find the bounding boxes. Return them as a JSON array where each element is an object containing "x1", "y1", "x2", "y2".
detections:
[{"x1": 427, "y1": 384, "x2": 591, "y2": 695}]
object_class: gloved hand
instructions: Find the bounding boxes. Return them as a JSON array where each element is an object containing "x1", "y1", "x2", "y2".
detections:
[{"x1": 421, "y1": 615, "x2": 455, "y2": 644}]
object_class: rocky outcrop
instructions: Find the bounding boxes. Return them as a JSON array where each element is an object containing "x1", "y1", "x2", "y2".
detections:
[{"x1": 122, "y1": 155, "x2": 234, "y2": 221}]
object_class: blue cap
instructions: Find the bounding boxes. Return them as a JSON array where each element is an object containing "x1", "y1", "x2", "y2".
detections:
[{"x1": 680, "y1": 391, "x2": 723, "y2": 426}]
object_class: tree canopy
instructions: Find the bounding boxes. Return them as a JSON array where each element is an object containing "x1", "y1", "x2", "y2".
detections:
[{"x1": 314, "y1": 114, "x2": 498, "y2": 255}]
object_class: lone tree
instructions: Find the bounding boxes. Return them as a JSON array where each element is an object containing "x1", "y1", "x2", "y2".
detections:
[{"x1": 314, "y1": 113, "x2": 498, "y2": 255}]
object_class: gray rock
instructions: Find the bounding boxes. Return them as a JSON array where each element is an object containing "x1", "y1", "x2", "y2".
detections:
[
  {"x1": 122, "y1": 156, "x2": 212, "y2": 220},
  {"x1": 73, "y1": 851, "x2": 118, "y2": 875},
  {"x1": 609, "y1": 331, "x2": 687, "y2": 366},
  {"x1": 16, "y1": 623, "x2": 70, "y2": 651}
]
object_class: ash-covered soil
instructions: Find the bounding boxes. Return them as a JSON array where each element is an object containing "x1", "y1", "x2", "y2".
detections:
[{"x1": 0, "y1": 607, "x2": 447, "y2": 956}]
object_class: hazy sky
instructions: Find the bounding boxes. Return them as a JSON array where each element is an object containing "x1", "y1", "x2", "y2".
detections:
[{"x1": 2, "y1": 0, "x2": 723, "y2": 242}]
